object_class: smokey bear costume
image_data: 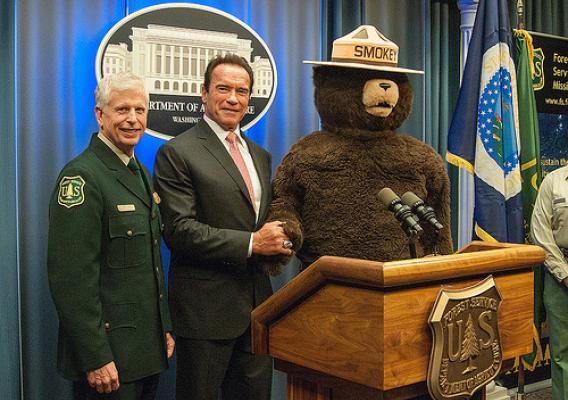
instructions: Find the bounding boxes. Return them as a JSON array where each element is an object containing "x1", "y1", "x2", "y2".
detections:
[{"x1": 261, "y1": 26, "x2": 453, "y2": 274}]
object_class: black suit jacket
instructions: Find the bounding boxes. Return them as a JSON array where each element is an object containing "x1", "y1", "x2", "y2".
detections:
[{"x1": 154, "y1": 120, "x2": 273, "y2": 340}]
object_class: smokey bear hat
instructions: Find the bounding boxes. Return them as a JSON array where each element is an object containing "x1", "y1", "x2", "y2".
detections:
[{"x1": 304, "y1": 25, "x2": 424, "y2": 75}]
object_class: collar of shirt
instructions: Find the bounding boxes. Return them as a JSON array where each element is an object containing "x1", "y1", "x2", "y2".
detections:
[
  {"x1": 203, "y1": 114, "x2": 247, "y2": 151},
  {"x1": 97, "y1": 132, "x2": 132, "y2": 166}
]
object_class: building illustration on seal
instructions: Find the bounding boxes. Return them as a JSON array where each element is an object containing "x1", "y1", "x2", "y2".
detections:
[{"x1": 102, "y1": 24, "x2": 273, "y2": 98}]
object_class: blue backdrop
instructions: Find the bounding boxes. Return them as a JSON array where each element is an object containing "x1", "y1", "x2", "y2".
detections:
[{"x1": 1, "y1": 1, "x2": 429, "y2": 399}]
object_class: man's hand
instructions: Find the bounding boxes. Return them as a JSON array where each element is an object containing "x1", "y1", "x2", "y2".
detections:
[
  {"x1": 252, "y1": 221, "x2": 293, "y2": 256},
  {"x1": 166, "y1": 332, "x2": 175, "y2": 358},
  {"x1": 87, "y1": 361, "x2": 119, "y2": 393}
]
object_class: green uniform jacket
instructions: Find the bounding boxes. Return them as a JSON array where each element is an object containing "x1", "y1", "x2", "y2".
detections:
[{"x1": 48, "y1": 135, "x2": 172, "y2": 383}]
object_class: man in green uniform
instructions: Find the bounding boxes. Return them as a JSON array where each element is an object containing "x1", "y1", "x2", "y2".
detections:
[
  {"x1": 48, "y1": 72, "x2": 174, "y2": 400},
  {"x1": 531, "y1": 164, "x2": 568, "y2": 399}
]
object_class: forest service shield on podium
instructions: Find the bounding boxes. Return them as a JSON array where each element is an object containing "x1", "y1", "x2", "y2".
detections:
[{"x1": 427, "y1": 276, "x2": 503, "y2": 399}]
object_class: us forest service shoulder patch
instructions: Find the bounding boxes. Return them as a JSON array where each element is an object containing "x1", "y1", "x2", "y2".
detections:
[{"x1": 57, "y1": 176, "x2": 86, "y2": 208}]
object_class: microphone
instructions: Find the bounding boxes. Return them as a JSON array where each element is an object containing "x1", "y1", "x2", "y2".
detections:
[
  {"x1": 378, "y1": 188, "x2": 423, "y2": 236},
  {"x1": 401, "y1": 191, "x2": 444, "y2": 231}
]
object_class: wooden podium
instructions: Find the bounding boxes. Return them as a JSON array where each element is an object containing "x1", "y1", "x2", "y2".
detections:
[{"x1": 251, "y1": 241, "x2": 544, "y2": 399}]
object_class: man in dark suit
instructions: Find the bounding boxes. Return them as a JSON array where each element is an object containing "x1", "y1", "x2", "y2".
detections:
[
  {"x1": 48, "y1": 72, "x2": 174, "y2": 400},
  {"x1": 153, "y1": 54, "x2": 292, "y2": 400}
]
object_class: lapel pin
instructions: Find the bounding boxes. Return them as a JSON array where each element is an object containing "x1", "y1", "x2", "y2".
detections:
[{"x1": 153, "y1": 192, "x2": 161, "y2": 205}]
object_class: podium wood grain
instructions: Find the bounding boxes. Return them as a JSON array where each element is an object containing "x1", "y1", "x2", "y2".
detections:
[{"x1": 252, "y1": 242, "x2": 543, "y2": 398}]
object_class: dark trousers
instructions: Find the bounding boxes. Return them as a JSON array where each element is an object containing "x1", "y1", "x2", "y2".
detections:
[
  {"x1": 73, "y1": 374, "x2": 159, "y2": 400},
  {"x1": 175, "y1": 329, "x2": 272, "y2": 400}
]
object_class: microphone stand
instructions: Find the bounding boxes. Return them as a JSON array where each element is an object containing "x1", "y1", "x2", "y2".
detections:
[
  {"x1": 404, "y1": 226, "x2": 420, "y2": 259},
  {"x1": 432, "y1": 229, "x2": 441, "y2": 256}
]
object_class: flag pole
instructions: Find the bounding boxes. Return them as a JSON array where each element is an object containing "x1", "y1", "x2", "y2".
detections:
[
  {"x1": 517, "y1": 0, "x2": 525, "y2": 30},
  {"x1": 515, "y1": 4, "x2": 527, "y2": 399}
]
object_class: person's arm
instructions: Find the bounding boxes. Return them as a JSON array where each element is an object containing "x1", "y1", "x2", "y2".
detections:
[
  {"x1": 253, "y1": 145, "x2": 305, "y2": 275},
  {"x1": 420, "y1": 147, "x2": 453, "y2": 255},
  {"x1": 47, "y1": 166, "x2": 115, "y2": 379},
  {"x1": 154, "y1": 142, "x2": 251, "y2": 263},
  {"x1": 267, "y1": 144, "x2": 305, "y2": 248},
  {"x1": 531, "y1": 175, "x2": 568, "y2": 285},
  {"x1": 154, "y1": 143, "x2": 290, "y2": 266}
]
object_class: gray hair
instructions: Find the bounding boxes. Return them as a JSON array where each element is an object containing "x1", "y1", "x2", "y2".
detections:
[{"x1": 95, "y1": 72, "x2": 149, "y2": 108}]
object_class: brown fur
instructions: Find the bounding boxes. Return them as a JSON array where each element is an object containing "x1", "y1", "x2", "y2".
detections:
[{"x1": 258, "y1": 66, "x2": 452, "y2": 275}]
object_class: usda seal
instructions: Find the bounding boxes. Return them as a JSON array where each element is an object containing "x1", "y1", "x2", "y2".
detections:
[{"x1": 95, "y1": 3, "x2": 277, "y2": 139}]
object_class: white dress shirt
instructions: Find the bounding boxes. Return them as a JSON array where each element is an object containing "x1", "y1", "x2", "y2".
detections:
[
  {"x1": 98, "y1": 132, "x2": 132, "y2": 166},
  {"x1": 203, "y1": 115, "x2": 262, "y2": 257},
  {"x1": 203, "y1": 115, "x2": 262, "y2": 217}
]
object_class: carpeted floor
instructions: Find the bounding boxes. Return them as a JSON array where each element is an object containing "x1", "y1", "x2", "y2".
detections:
[{"x1": 525, "y1": 387, "x2": 552, "y2": 399}]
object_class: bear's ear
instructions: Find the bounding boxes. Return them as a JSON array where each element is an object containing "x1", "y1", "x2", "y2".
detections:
[
  {"x1": 313, "y1": 67, "x2": 371, "y2": 131},
  {"x1": 312, "y1": 66, "x2": 325, "y2": 88}
]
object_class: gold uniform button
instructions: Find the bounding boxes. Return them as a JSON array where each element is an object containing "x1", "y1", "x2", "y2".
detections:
[
  {"x1": 159, "y1": 294, "x2": 164, "y2": 299},
  {"x1": 154, "y1": 239, "x2": 158, "y2": 245},
  {"x1": 104, "y1": 322, "x2": 110, "y2": 329},
  {"x1": 126, "y1": 230, "x2": 133, "y2": 237},
  {"x1": 155, "y1": 267, "x2": 160, "y2": 274}
]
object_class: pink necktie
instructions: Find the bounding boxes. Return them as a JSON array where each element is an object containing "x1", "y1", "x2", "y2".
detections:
[{"x1": 226, "y1": 131, "x2": 256, "y2": 209}]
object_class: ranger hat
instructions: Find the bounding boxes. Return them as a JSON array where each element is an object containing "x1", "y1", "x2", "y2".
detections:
[{"x1": 304, "y1": 25, "x2": 424, "y2": 74}]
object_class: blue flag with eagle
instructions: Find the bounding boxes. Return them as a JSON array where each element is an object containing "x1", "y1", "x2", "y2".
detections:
[{"x1": 446, "y1": 0, "x2": 524, "y2": 244}]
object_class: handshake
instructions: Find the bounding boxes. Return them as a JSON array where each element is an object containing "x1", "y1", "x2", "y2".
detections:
[{"x1": 252, "y1": 220, "x2": 295, "y2": 256}]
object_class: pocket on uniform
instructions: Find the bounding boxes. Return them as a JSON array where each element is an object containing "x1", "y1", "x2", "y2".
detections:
[
  {"x1": 552, "y1": 200, "x2": 568, "y2": 230},
  {"x1": 102, "y1": 302, "x2": 137, "y2": 331},
  {"x1": 107, "y1": 214, "x2": 147, "y2": 268}
]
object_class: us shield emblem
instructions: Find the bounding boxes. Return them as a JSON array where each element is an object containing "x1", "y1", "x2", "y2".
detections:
[
  {"x1": 57, "y1": 176, "x2": 86, "y2": 208},
  {"x1": 427, "y1": 276, "x2": 503, "y2": 399},
  {"x1": 532, "y1": 47, "x2": 544, "y2": 91}
]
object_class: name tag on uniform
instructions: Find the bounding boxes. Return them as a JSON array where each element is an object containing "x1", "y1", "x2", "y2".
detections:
[{"x1": 117, "y1": 204, "x2": 136, "y2": 212}]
